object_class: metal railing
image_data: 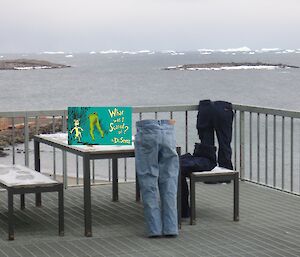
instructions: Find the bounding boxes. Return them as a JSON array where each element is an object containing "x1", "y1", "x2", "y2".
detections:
[{"x1": 1, "y1": 104, "x2": 300, "y2": 195}]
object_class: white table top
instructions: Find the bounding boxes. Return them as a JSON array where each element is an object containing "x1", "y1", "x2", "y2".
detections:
[
  {"x1": 36, "y1": 133, "x2": 135, "y2": 153},
  {"x1": 0, "y1": 164, "x2": 59, "y2": 187}
]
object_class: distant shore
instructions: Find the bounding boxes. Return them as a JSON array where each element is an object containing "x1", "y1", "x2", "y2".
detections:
[
  {"x1": 0, "y1": 59, "x2": 71, "y2": 70},
  {"x1": 163, "y1": 62, "x2": 300, "y2": 71},
  {"x1": 0, "y1": 118, "x2": 63, "y2": 157}
]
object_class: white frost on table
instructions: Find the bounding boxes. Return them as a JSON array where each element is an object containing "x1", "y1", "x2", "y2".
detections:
[
  {"x1": 0, "y1": 164, "x2": 58, "y2": 187},
  {"x1": 39, "y1": 133, "x2": 135, "y2": 152}
]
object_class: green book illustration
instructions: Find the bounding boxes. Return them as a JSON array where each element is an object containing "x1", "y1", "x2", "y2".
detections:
[{"x1": 68, "y1": 107, "x2": 132, "y2": 145}]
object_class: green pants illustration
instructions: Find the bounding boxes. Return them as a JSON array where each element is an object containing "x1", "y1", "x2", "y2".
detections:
[{"x1": 88, "y1": 112, "x2": 104, "y2": 140}]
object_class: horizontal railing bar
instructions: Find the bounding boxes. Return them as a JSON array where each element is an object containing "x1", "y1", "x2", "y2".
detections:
[
  {"x1": 233, "y1": 104, "x2": 300, "y2": 118},
  {"x1": 0, "y1": 110, "x2": 66, "y2": 117},
  {"x1": 0, "y1": 104, "x2": 300, "y2": 118},
  {"x1": 132, "y1": 104, "x2": 198, "y2": 113}
]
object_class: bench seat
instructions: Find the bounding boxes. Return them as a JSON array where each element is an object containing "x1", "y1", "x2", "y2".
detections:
[
  {"x1": 0, "y1": 164, "x2": 64, "y2": 240},
  {"x1": 190, "y1": 167, "x2": 239, "y2": 225}
]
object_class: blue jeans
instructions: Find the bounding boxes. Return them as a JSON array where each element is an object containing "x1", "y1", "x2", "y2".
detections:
[{"x1": 135, "y1": 120, "x2": 179, "y2": 236}]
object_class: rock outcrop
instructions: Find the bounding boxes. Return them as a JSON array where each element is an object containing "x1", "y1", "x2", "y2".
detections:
[
  {"x1": 0, "y1": 119, "x2": 63, "y2": 157},
  {"x1": 0, "y1": 59, "x2": 71, "y2": 70},
  {"x1": 163, "y1": 62, "x2": 299, "y2": 70}
]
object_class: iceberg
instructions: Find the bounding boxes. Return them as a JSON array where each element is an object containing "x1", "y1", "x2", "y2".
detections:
[
  {"x1": 89, "y1": 51, "x2": 96, "y2": 54},
  {"x1": 219, "y1": 47, "x2": 251, "y2": 52},
  {"x1": 122, "y1": 51, "x2": 138, "y2": 55},
  {"x1": 198, "y1": 47, "x2": 251, "y2": 53},
  {"x1": 65, "y1": 55, "x2": 73, "y2": 58},
  {"x1": 260, "y1": 48, "x2": 281, "y2": 52},
  {"x1": 137, "y1": 50, "x2": 151, "y2": 53},
  {"x1": 160, "y1": 50, "x2": 181, "y2": 55},
  {"x1": 100, "y1": 50, "x2": 122, "y2": 54},
  {"x1": 197, "y1": 48, "x2": 215, "y2": 52},
  {"x1": 42, "y1": 51, "x2": 65, "y2": 55},
  {"x1": 284, "y1": 49, "x2": 295, "y2": 53}
]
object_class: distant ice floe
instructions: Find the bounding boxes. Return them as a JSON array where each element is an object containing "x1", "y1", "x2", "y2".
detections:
[
  {"x1": 255, "y1": 48, "x2": 281, "y2": 53},
  {"x1": 42, "y1": 51, "x2": 65, "y2": 55},
  {"x1": 137, "y1": 50, "x2": 151, "y2": 53},
  {"x1": 160, "y1": 50, "x2": 185, "y2": 55},
  {"x1": 99, "y1": 50, "x2": 122, "y2": 54},
  {"x1": 13, "y1": 66, "x2": 52, "y2": 70},
  {"x1": 89, "y1": 51, "x2": 96, "y2": 54},
  {"x1": 184, "y1": 65, "x2": 279, "y2": 71},
  {"x1": 65, "y1": 55, "x2": 73, "y2": 58},
  {"x1": 220, "y1": 47, "x2": 251, "y2": 52},
  {"x1": 165, "y1": 65, "x2": 286, "y2": 71},
  {"x1": 0, "y1": 56, "x2": 3, "y2": 58},
  {"x1": 122, "y1": 51, "x2": 138, "y2": 55},
  {"x1": 198, "y1": 47, "x2": 251, "y2": 54},
  {"x1": 197, "y1": 47, "x2": 300, "y2": 55},
  {"x1": 99, "y1": 49, "x2": 157, "y2": 55}
]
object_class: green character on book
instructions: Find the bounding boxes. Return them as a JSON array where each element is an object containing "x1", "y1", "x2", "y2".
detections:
[
  {"x1": 70, "y1": 119, "x2": 83, "y2": 142},
  {"x1": 88, "y1": 112, "x2": 104, "y2": 140}
]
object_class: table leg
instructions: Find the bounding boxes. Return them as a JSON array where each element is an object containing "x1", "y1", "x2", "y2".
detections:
[
  {"x1": 20, "y1": 194, "x2": 25, "y2": 210},
  {"x1": 234, "y1": 173, "x2": 239, "y2": 221},
  {"x1": 190, "y1": 177, "x2": 196, "y2": 225},
  {"x1": 8, "y1": 190, "x2": 14, "y2": 240},
  {"x1": 176, "y1": 147, "x2": 181, "y2": 228},
  {"x1": 34, "y1": 140, "x2": 41, "y2": 207},
  {"x1": 83, "y1": 156, "x2": 92, "y2": 237},
  {"x1": 112, "y1": 158, "x2": 118, "y2": 202},
  {"x1": 58, "y1": 184, "x2": 64, "y2": 236}
]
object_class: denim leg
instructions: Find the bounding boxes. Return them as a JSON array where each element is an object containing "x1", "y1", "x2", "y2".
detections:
[
  {"x1": 135, "y1": 129, "x2": 162, "y2": 236},
  {"x1": 213, "y1": 101, "x2": 234, "y2": 170},
  {"x1": 139, "y1": 174, "x2": 162, "y2": 236},
  {"x1": 158, "y1": 128, "x2": 179, "y2": 235}
]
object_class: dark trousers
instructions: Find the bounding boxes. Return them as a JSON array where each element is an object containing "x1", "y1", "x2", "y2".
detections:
[
  {"x1": 180, "y1": 150, "x2": 216, "y2": 217},
  {"x1": 197, "y1": 100, "x2": 234, "y2": 170}
]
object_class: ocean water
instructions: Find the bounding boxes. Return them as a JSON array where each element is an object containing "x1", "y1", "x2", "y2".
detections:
[
  {"x1": 1, "y1": 50, "x2": 300, "y2": 184},
  {"x1": 0, "y1": 50, "x2": 300, "y2": 112}
]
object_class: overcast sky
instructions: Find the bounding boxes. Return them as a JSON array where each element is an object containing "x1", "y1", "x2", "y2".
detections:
[{"x1": 1, "y1": 0, "x2": 300, "y2": 53}]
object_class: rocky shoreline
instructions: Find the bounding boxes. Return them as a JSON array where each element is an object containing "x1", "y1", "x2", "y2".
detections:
[
  {"x1": 0, "y1": 59, "x2": 71, "y2": 70},
  {"x1": 0, "y1": 119, "x2": 63, "y2": 157},
  {"x1": 163, "y1": 62, "x2": 300, "y2": 70}
]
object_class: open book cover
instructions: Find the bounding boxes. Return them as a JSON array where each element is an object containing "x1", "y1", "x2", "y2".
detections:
[{"x1": 68, "y1": 107, "x2": 132, "y2": 145}]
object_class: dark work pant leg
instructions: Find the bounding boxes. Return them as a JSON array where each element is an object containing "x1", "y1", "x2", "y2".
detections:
[
  {"x1": 181, "y1": 172, "x2": 190, "y2": 218},
  {"x1": 197, "y1": 100, "x2": 215, "y2": 144},
  {"x1": 213, "y1": 101, "x2": 234, "y2": 170}
]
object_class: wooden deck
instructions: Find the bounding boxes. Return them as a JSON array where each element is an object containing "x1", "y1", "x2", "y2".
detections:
[{"x1": 0, "y1": 181, "x2": 300, "y2": 257}]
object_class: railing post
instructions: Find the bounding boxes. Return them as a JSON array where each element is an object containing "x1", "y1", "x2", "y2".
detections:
[
  {"x1": 24, "y1": 113, "x2": 29, "y2": 167},
  {"x1": 239, "y1": 111, "x2": 245, "y2": 179},
  {"x1": 62, "y1": 111, "x2": 68, "y2": 189},
  {"x1": 12, "y1": 117, "x2": 16, "y2": 165},
  {"x1": 185, "y1": 111, "x2": 188, "y2": 153}
]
